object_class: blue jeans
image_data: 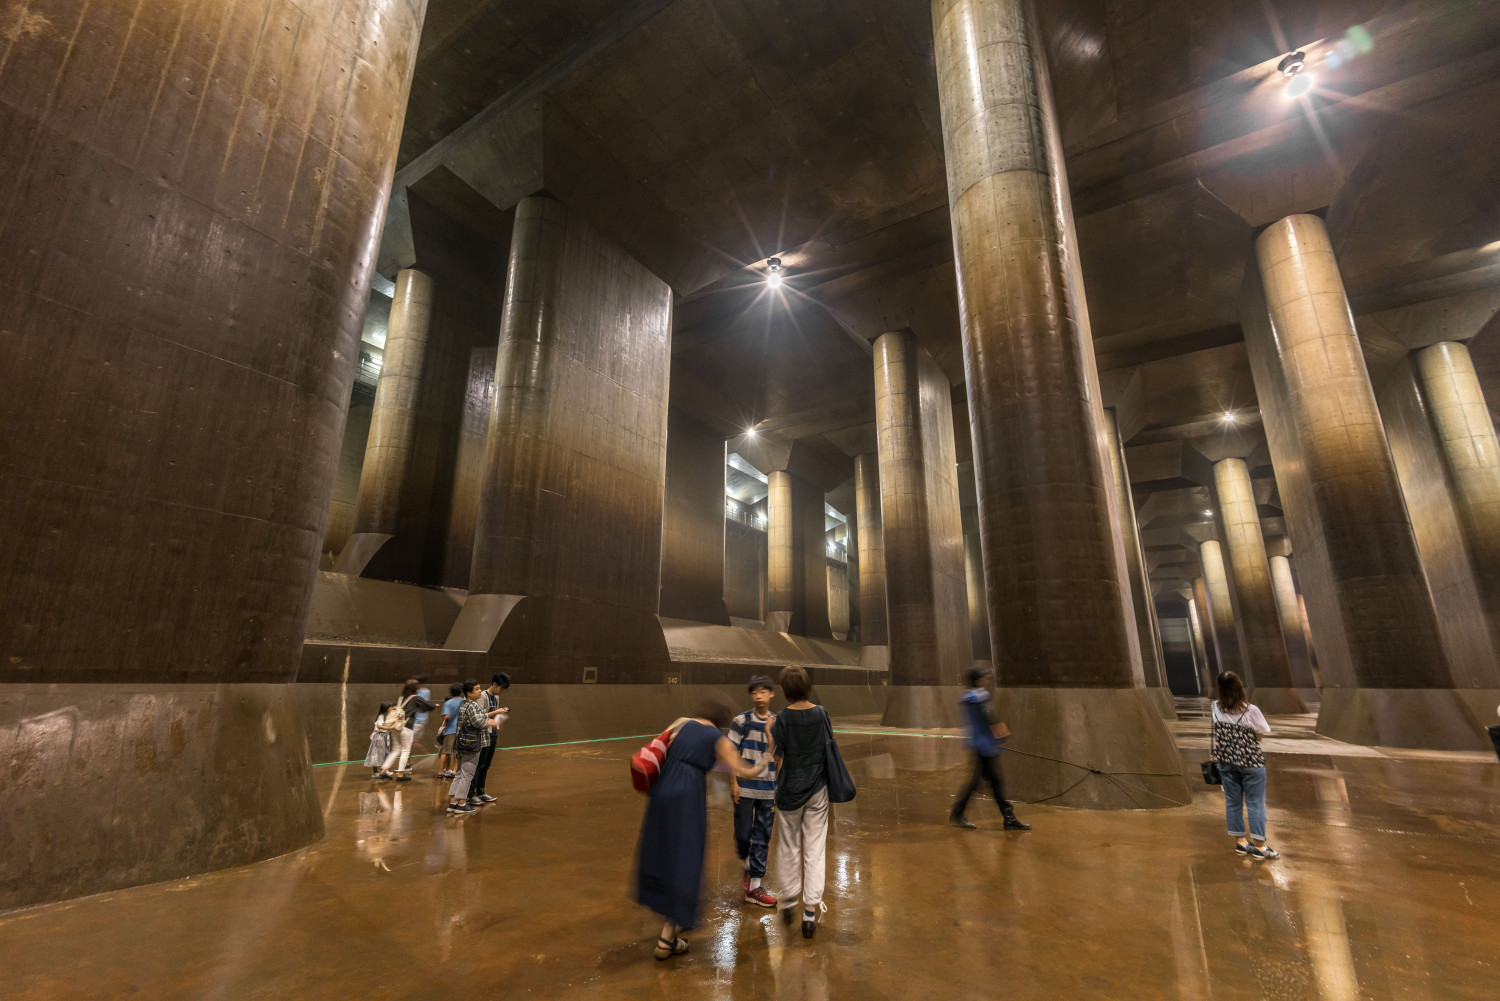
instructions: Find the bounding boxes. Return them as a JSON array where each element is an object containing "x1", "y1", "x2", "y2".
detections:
[
  {"x1": 1220, "y1": 765, "x2": 1267, "y2": 841},
  {"x1": 734, "y1": 798, "x2": 776, "y2": 878}
]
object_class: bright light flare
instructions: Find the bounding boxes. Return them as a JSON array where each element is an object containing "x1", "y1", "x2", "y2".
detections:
[
  {"x1": 1221, "y1": 411, "x2": 1238, "y2": 423},
  {"x1": 1286, "y1": 72, "x2": 1314, "y2": 98},
  {"x1": 766, "y1": 271, "x2": 782, "y2": 289}
]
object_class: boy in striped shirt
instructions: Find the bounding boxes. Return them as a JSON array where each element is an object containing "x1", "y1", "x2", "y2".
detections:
[{"x1": 729, "y1": 675, "x2": 779, "y2": 907}]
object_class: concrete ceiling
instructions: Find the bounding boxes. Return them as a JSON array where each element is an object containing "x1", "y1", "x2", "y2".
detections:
[{"x1": 386, "y1": 0, "x2": 1500, "y2": 588}]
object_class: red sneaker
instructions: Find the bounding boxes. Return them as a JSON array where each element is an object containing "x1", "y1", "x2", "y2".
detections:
[{"x1": 745, "y1": 885, "x2": 778, "y2": 908}]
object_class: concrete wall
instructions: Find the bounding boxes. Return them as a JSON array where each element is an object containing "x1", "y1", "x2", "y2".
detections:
[
  {"x1": 464, "y1": 196, "x2": 673, "y2": 682},
  {"x1": 828, "y1": 562, "x2": 852, "y2": 639},
  {"x1": 725, "y1": 521, "x2": 768, "y2": 623},
  {"x1": 1159, "y1": 617, "x2": 1200, "y2": 696},
  {"x1": 660, "y1": 409, "x2": 730, "y2": 624},
  {"x1": 324, "y1": 399, "x2": 374, "y2": 562}
]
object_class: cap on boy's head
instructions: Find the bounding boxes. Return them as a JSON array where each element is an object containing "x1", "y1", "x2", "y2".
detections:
[
  {"x1": 966, "y1": 666, "x2": 993, "y2": 687},
  {"x1": 747, "y1": 675, "x2": 775, "y2": 694}
]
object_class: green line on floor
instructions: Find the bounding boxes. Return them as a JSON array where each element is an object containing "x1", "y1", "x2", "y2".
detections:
[
  {"x1": 312, "y1": 732, "x2": 658, "y2": 767},
  {"x1": 313, "y1": 726, "x2": 957, "y2": 767}
]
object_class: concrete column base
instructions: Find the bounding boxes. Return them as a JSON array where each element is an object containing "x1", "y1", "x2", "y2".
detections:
[
  {"x1": 0, "y1": 684, "x2": 323, "y2": 910},
  {"x1": 992, "y1": 687, "x2": 1192, "y2": 810},
  {"x1": 1249, "y1": 687, "x2": 1310, "y2": 715},
  {"x1": 1316, "y1": 687, "x2": 1488, "y2": 751},
  {"x1": 882, "y1": 685, "x2": 961, "y2": 728},
  {"x1": 1146, "y1": 686, "x2": 1177, "y2": 719},
  {"x1": 331, "y1": 532, "x2": 393, "y2": 575}
]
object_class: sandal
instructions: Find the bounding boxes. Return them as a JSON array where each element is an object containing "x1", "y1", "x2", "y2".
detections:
[{"x1": 654, "y1": 936, "x2": 689, "y2": 960}]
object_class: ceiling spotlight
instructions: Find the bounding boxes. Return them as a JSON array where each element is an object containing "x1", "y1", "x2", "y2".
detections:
[
  {"x1": 1221, "y1": 411, "x2": 1238, "y2": 423},
  {"x1": 745, "y1": 427, "x2": 758, "y2": 438},
  {"x1": 766, "y1": 257, "x2": 783, "y2": 289},
  {"x1": 1277, "y1": 51, "x2": 1313, "y2": 98}
]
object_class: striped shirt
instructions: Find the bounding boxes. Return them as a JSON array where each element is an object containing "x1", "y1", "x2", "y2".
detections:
[{"x1": 729, "y1": 709, "x2": 777, "y2": 799}]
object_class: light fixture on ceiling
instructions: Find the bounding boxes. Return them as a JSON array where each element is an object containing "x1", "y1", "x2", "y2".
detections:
[
  {"x1": 1221, "y1": 411, "x2": 1238, "y2": 423},
  {"x1": 745, "y1": 427, "x2": 758, "y2": 438},
  {"x1": 766, "y1": 257, "x2": 783, "y2": 289},
  {"x1": 1278, "y1": 50, "x2": 1313, "y2": 98}
]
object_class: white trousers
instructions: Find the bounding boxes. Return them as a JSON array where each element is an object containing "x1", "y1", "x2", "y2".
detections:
[
  {"x1": 775, "y1": 787, "x2": 829, "y2": 909},
  {"x1": 380, "y1": 727, "x2": 414, "y2": 772}
]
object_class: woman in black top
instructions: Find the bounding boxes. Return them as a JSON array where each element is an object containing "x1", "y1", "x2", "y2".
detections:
[{"x1": 770, "y1": 665, "x2": 831, "y2": 939}]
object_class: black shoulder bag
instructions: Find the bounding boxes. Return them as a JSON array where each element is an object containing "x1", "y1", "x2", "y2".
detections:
[{"x1": 821, "y1": 707, "x2": 857, "y2": 803}]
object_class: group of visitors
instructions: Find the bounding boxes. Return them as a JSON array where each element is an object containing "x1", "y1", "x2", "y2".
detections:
[
  {"x1": 363, "y1": 673, "x2": 510, "y2": 815},
  {"x1": 635, "y1": 665, "x2": 844, "y2": 959},
  {"x1": 360, "y1": 661, "x2": 1287, "y2": 963}
]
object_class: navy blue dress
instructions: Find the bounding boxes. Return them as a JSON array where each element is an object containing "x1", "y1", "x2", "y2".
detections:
[{"x1": 635, "y1": 720, "x2": 721, "y2": 929}]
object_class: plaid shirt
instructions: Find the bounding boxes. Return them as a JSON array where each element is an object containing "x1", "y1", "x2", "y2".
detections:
[{"x1": 457, "y1": 697, "x2": 487, "y2": 748}]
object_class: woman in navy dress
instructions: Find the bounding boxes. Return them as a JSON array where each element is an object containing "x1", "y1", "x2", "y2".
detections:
[{"x1": 636, "y1": 695, "x2": 766, "y2": 960}]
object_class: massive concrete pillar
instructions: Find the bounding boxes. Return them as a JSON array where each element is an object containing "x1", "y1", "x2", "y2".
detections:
[
  {"x1": 1105, "y1": 411, "x2": 1175, "y2": 718},
  {"x1": 964, "y1": 528, "x2": 993, "y2": 663},
  {"x1": 1192, "y1": 577, "x2": 1220, "y2": 676},
  {"x1": 765, "y1": 470, "x2": 833, "y2": 638},
  {"x1": 932, "y1": 0, "x2": 1187, "y2": 805},
  {"x1": 660, "y1": 409, "x2": 730, "y2": 625},
  {"x1": 1414, "y1": 342, "x2": 1500, "y2": 689},
  {"x1": 1243, "y1": 214, "x2": 1477, "y2": 747},
  {"x1": 0, "y1": 0, "x2": 427, "y2": 908},
  {"x1": 873, "y1": 331, "x2": 970, "y2": 727},
  {"x1": 338, "y1": 269, "x2": 435, "y2": 575},
  {"x1": 1186, "y1": 591, "x2": 1213, "y2": 695},
  {"x1": 1270, "y1": 555, "x2": 1319, "y2": 697},
  {"x1": 452, "y1": 196, "x2": 673, "y2": 679},
  {"x1": 1298, "y1": 594, "x2": 1321, "y2": 687},
  {"x1": 854, "y1": 454, "x2": 889, "y2": 659},
  {"x1": 1213, "y1": 459, "x2": 1306, "y2": 713},
  {"x1": 1199, "y1": 541, "x2": 1244, "y2": 677}
]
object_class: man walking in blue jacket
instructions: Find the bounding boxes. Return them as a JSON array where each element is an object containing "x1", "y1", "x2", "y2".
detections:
[{"x1": 949, "y1": 666, "x2": 1030, "y2": 831}]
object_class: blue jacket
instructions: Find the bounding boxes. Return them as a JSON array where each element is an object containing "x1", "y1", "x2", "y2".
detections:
[{"x1": 961, "y1": 688, "x2": 1000, "y2": 757}]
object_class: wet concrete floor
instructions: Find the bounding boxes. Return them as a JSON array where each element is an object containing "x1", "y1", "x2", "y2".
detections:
[{"x1": 5, "y1": 700, "x2": 1499, "y2": 1000}]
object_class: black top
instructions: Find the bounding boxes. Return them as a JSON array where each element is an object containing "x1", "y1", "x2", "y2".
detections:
[
  {"x1": 771, "y1": 706, "x2": 829, "y2": 811},
  {"x1": 398, "y1": 694, "x2": 437, "y2": 729}
]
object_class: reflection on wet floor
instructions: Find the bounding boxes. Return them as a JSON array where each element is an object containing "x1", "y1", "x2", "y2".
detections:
[{"x1": 5, "y1": 699, "x2": 1499, "y2": 1000}]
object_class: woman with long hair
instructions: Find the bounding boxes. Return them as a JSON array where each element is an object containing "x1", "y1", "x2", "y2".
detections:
[
  {"x1": 636, "y1": 694, "x2": 766, "y2": 961},
  {"x1": 1212, "y1": 671, "x2": 1279, "y2": 859}
]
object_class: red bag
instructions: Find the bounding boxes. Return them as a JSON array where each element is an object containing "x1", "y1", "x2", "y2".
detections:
[{"x1": 631, "y1": 720, "x2": 685, "y2": 794}]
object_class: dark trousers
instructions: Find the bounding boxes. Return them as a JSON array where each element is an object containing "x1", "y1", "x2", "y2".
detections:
[
  {"x1": 1489, "y1": 725, "x2": 1500, "y2": 765},
  {"x1": 951, "y1": 752, "x2": 1011, "y2": 818},
  {"x1": 733, "y1": 798, "x2": 776, "y2": 878},
  {"x1": 470, "y1": 744, "x2": 497, "y2": 799}
]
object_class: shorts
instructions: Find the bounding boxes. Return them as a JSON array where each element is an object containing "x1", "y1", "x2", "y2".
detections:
[{"x1": 441, "y1": 733, "x2": 456, "y2": 753}]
